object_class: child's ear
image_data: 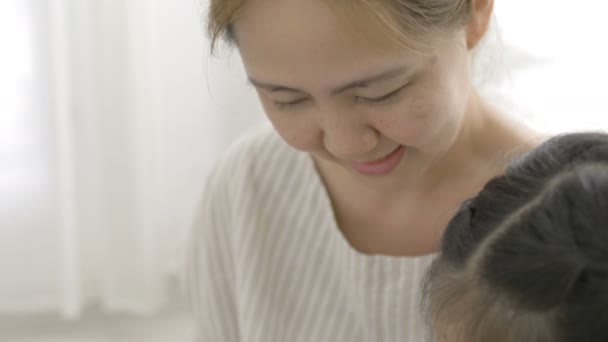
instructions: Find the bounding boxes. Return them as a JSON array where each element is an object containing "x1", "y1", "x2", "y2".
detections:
[{"x1": 466, "y1": 0, "x2": 494, "y2": 49}]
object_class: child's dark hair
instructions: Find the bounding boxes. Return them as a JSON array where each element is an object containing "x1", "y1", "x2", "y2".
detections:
[{"x1": 423, "y1": 132, "x2": 608, "y2": 342}]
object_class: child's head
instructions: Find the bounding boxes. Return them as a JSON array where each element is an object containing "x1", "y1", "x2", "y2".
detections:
[{"x1": 424, "y1": 132, "x2": 608, "y2": 342}]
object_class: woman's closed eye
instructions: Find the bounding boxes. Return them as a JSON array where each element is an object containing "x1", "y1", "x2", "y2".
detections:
[
  {"x1": 270, "y1": 82, "x2": 411, "y2": 110},
  {"x1": 271, "y1": 97, "x2": 310, "y2": 109},
  {"x1": 356, "y1": 83, "x2": 410, "y2": 104}
]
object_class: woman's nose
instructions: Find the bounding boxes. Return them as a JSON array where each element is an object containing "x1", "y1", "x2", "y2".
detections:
[{"x1": 319, "y1": 107, "x2": 379, "y2": 161}]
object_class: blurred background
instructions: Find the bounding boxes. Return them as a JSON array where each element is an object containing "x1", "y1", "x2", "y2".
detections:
[{"x1": 0, "y1": 0, "x2": 606, "y2": 341}]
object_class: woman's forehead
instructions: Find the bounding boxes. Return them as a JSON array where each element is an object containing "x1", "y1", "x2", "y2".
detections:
[
  {"x1": 233, "y1": 0, "x2": 378, "y2": 55},
  {"x1": 231, "y1": 0, "x2": 437, "y2": 58},
  {"x1": 231, "y1": 0, "x2": 459, "y2": 91}
]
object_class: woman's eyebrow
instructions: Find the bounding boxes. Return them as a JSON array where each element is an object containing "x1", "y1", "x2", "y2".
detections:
[
  {"x1": 247, "y1": 65, "x2": 409, "y2": 94},
  {"x1": 247, "y1": 78, "x2": 302, "y2": 93}
]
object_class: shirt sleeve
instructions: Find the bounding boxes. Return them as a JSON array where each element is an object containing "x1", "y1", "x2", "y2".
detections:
[{"x1": 184, "y1": 165, "x2": 240, "y2": 342}]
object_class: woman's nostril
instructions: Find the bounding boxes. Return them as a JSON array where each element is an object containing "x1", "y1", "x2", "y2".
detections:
[{"x1": 362, "y1": 128, "x2": 380, "y2": 149}]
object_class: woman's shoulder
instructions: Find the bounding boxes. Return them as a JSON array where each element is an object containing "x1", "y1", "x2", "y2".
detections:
[
  {"x1": 196, "y1": 123, "x2": 325, "y2": 242},
  {"x1": 224, "y1": 122, "x2": 292, "y2": 162}
]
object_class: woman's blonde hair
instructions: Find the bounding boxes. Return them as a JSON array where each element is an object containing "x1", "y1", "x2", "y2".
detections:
[{"x1": 206, "y1": 0, "x2": 473, "y2": 53}]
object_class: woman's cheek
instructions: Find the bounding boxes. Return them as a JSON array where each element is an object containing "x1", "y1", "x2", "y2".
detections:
[
  {"x1": 264, "y1": 107, "x2": 323, "y2": 152},
  {"x1": 372, "y1": 99, "x2": 438, "y2": 146}
]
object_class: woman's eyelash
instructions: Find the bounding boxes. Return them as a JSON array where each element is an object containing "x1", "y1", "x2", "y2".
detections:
[
  {"x1": 272, "y1": 98, "x2": 309, "y2": 109},
  {"x1": 358, "y1": 84, "x2": 410, "y2": 104},
  {"x1": 271, "y1": 83, "x2": 410, "y2": 110}
]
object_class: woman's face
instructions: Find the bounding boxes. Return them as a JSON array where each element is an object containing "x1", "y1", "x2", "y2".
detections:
[{"x1": 232, "y1": 0, "x2": 476, "y2": 182}]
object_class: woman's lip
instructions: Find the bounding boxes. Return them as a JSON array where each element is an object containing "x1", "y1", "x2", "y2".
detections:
[{"x1": 351, "y1": 146, "x2": 406, "y2": 176}]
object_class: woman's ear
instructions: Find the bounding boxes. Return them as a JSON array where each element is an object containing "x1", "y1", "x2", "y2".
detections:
[{"x1": 466, "y1": 0, "x2": 494, "y2": 49}]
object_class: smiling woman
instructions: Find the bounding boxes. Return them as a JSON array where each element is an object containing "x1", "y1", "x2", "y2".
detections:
[{"x1": 186, "y1": 0, "x2": 542, "y2": 341}]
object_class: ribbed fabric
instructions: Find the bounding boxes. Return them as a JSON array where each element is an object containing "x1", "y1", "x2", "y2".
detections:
[{"x1": 185, "y1": 123, "x2": 435, "y2": 342}]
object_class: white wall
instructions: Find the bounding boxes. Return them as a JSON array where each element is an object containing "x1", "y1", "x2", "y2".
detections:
[{"x1": 493, "y1": 1, "x2": 608, "y2": 132}]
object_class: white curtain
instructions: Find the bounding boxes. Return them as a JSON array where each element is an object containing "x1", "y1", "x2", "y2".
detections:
[
  {"x1": 0, "y1": 0, "x2": 265, "y2": 318},
  {"x1": 1, "y1": 0, "x2": 607, "y2": 320},
  {"x1": 486, "y1": 1, "x2": 608, "y2": 133}
]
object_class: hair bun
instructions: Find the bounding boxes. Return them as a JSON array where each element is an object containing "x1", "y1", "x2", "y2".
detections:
[
  {"x1": 481, "y1": 163, "x2": 608, "y2": 311},
  {"x1": 441, "y1": 199, "x2": 476, "y2": 265},
  {"x1": 581, "y1": 143, "x2": 608, "y2": 164}
]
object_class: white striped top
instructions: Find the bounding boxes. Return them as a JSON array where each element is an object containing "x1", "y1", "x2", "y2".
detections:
[{"x1": 185, "y1": 123, "x2": 435, "y2": 342}]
